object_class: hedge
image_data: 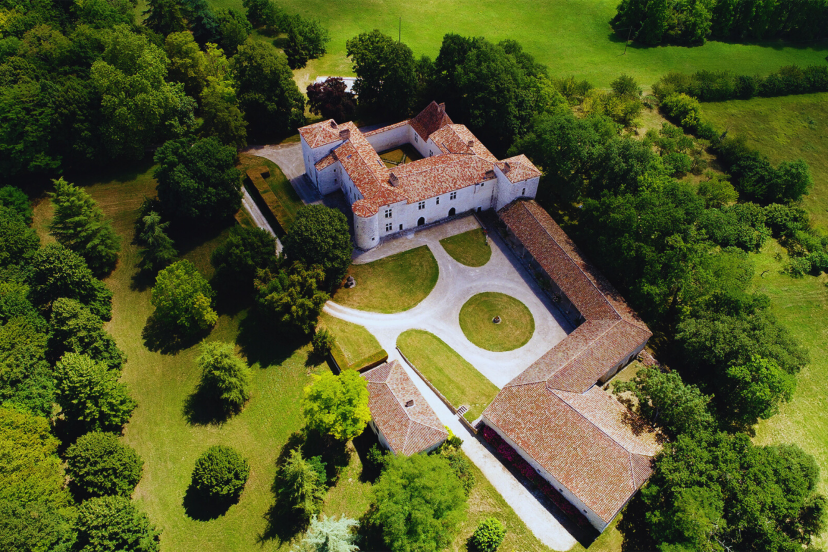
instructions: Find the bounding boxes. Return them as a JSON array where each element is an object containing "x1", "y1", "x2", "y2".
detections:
[{"x1": 329, "y1": 341, "x2": 388, "y2": 373}]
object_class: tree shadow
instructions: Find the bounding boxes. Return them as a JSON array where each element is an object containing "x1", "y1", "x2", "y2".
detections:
[
  {"x1": 182, "y1": 483, "x2": 238, "y2": 521},
  {"x1": 351, "y1": 429, "x2": 383, "y2": 483},
  {"x1": 617, "y1": 494, "x2": 658, "y2": 552},
  {"x1": 211, "y1": 277, "x2": 255, "y2": 318},
  {"x1": 182, "y1": 385, "x2": 233, "y2": 426},
  {"x1": 130, "y1": 266, "x2": 156, "y2": 293},
  {"x1": 259, "y1": 432, "x2": 310, "y2": 545},
  {"x1": 235, "y1": 309, "x2": 302, "y2": 368},
  {"x1": 142, "y1": 313, "x2": 209, "y2": 355},
  {"x1": 355, "y1": 505, "x2": 386, "y2": 551},
  {"x1": 301, "y1": 430, "x2": 351, "y2": 485}
]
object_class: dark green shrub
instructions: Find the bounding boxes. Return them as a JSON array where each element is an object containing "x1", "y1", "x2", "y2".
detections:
[
  {"x1": 74, "y1": 496, "x2": 160, "y2": 552},
  {"x1": 192, "y1": 445, "x2": 250, "y2": 501},
  {"x1": 65, "y1": 432, "x2": 143, "y2": 498},
  {"x1": 311, "y1": 328, "x2": 334, "y2": 358},
  {"x1": 470, "y1": 517, "x2": 506, "y2": 552}
]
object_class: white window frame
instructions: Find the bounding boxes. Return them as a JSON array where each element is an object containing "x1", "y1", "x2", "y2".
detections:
[
  {"x1": 384, "y1": 208, "x2": 392, "y2": 219},
  {"x1": 385, "y1": 222, "x2": 393, "y2": 232},
  {"x1": 418, "y1": 201, "x2": 425, "y2": 210},
  {"x1": 450, "y1": 191, "x2": 457, "y2": 200}
]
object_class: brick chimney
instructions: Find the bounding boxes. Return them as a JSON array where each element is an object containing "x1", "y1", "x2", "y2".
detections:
[
  {"x1": 339, "y1": 128, "x2": 350, "y2": 140},
  {"x1": 438, "y1": 102, "x2": 446, "y2": 114},
  {"x1": 503, "y1": 162, "x2": 511, "y2": 173},
  {"x1": 389, "y1": 173, "x2": 399, "y2": 186},
  {"x1": 467, "y1": 140, "x2": 474, "y2": 148},
  {"x1": 329, "y1": 120, "x2": 337, "y2": 128}
]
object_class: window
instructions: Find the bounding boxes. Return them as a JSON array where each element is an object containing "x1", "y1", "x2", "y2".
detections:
[
  {"x1": 436, "y1": 197, "x2": 440, "y2": 205},
  {"x1": 522, "y1": 188, "x2": 526, "y2": 195},
  {"x1": 418, "y1": 201, "x2": 425, "y2": 210},
  {"x1": 384, "y1": 208, "x2": 392, "y2": 219},
  {"x1": 399, "y1": 224, "x2": 403, "y2": 230},
  {"x1": 450, "y1": 191, "x2": 457, "y2": 200},
  {"x1": 415, "y1": 135, "x2": 418, "y2": 142},
  {"x1": 385, "y1": 222, "x2": 392, "y2": 232},
  {"x1": 480, "y1": 182, "x2": 484, "y2": 187}
]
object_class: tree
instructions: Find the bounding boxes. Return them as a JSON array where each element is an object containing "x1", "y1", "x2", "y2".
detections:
[
  {"x1": 154, "y1": 136, "x2": 242, "y2": 224},
  {"x1": 232, "y1": 39, "x2": 305, "y2": 140},
  {"x1": 54, "y1": 353, "x2": 136, "y2": 433},
  {"x1": 370, "y1": 453, "x2": 467, "y2": 552},
  {"x1": 191, "y1": 445, "x2": 250, "y2": 501},
  {"x1": 470, "y1": 518, "x2": 506, "y2": 552},
  {"x1": 642, "y1": 432, "x2": 826, "y2": 551},
  {"x1": 151, "y1": 260, "x2": 217, "y2": 333},
  {"x1": 294, "y1": 515, "x2": 359, "y2": 552},
  {"x1": 196, "y1": 341, "x2": 252, "y2": 414},
  {"x1": 276, "y1": 448, "x2": 326, "y2": 520},
  {"x1": 143, "y1": 0, "x2": 186, "y2": 36},
  {"x1": 215, "y1": 8, "x2": 251, "y2": 55},
  {"x1": 49, "y1": 298, "x2": 126, "y2": 371},
  {"x1": 0, "y1": 205, "x2": 39, "y2": 269},
  {"x1": 181, "y1": 0, "x2": 220, "y2": 44},
  {"x1": 254, "y1": 263, "x2": 329, "y2": 334},
  {"x1": 613, "y1": 367, "x2": 714, "y2": 437},
  {"x1": 311, "y1": 328, "x2": 334, "y2": 358},
  {"x1": 243, "y1": 0, "x2": 286, "y2": 29},
  {"x1": 211, "y1": 226, "x2": 276, "y2": 290},
  {"x1": 73, "y1": 496, "x2": 160, "y2": 552},
  {"x1": 30, "y1": 244, "x2": 113, "y2": 320},
  {"x1": 283, "y1": 15, "x2": 330, "y2": 69},
  {"x1": 346, "y1": 30, "x2": 417, "y2": 117},
  {"x1": 283, "y1": 205, "x2": 352, "y2": 291},
  {"x1": 0, "y1": 499, "x2": 74, "y2": 552},
  {"x1": 306, "y1": 78, "x2": 356, "y2": 123},
  {"x1": 0, "y1": 186, "x2": 32, "y2": 224},
  {"x1": 48, "y1": 177, "x2": 121, "y2": 276},
  {"x1": 302, "y1": 371, "x2": 370, "y2": 441},
  {"x1": 725, "y1": 356, "x2": 795, "y2": 426},
  {"x1": 65, "y1": 432, "x2": 144, "y2": 498},
  {"x1": 164, "y1": 31, "x2": 207, "y2": 99},
  {"x1": 91, "y1": 25, "x2": 194, "y2": 160},
  {"x1": 137, "y1": 211, "x2": 178, "y2": 273},
  {"x1": 200, "y1": 79, "x2": 248, "y2": 149}
]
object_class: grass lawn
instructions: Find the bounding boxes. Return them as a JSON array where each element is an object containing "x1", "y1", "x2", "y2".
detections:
[
  {"x1": 201, "y1": 0, "x2": 826, "y2": 88},
  {"x1": 460, "y1": 292, "x2": 535, "y2": 352},
  {"x1": 440, "y1": 228, "x2": 492, "y2": 267},
  {"x1": 397, "y1": 329, "x2": 499, "y2": 421},
  {"x1": 750, "y1": 240, "x2": 828, "y2": 548},
  {"x1": 238, "y1": 152, "x2": 305, "y2": 233},
  {"x1": 332, "y1": 246, "x2": 439, "y2": 313},
  {"x1": 317, "y1": 312, "x2": 384, "y2": 364},
  {"x1": 701, "y1": 93, "x2": 828, "y2": 230},
  {"x1": 379, "y1": 144, "x2": 423, "y2": 167}
]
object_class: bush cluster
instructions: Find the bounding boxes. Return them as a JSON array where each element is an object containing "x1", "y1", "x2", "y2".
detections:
[
  {"x1": 470, "y1": 517, "x2": 506, "y2": 552},
  {"x1": 191, "y1": 445, "x2": 250, "y2": 501},
  {"x1": 654, "y1": 66, "x2": 828, "y2": 103},
  {"x1": 65, "y1": 432, "x2": 143, "y2": 498}
]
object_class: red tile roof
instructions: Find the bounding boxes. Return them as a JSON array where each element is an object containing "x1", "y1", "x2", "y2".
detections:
[
  {"x1": 484, "y1": 199, "x2": 658, "y2": 525},
  {"x1": 299, "y1": 119, "x2": 343, "y2": 148},
  {"x1": 362, "y1": 361, "x2": 448, "y2": 456},
  {"x1": 429, "y1": 124, "x2": 498, "y2": 162},
  {"x1": 497, "y1": 155, "x2": 542, "y2": 183},
  {"x1": 409, "y1": 101, "x2": 453, "y2": 140}
]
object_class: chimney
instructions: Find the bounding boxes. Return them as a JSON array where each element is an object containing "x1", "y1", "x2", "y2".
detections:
[
  {"x1": 467, "y1": 140, "x2": 474, "y2": 148},
  {"x1": 503, "y1": 162, "x2": 511, "y2": 173},
  {"x1": 329, "y1": 120, "x2": 337, "y2": 128},
  {"x1": 339, "y1": 128, "x2": 350, "y2": 140},
  {"x1": 389, "y1": 173, "x2": 399, "y2": 186},
  {"x1": 438, "y1": 102, "x2": 445, "y2": 114},
  {"x1": 405, "y1": 399, "x2": 414, "y2": 407}
]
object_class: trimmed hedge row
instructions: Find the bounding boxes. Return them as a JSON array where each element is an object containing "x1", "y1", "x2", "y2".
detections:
[
  {"x1": 329, "y1": 341, "x2": 388, "y2": 372},
  {"x1": 653, "y1": 65, "x2": 828, "y2": 103}
]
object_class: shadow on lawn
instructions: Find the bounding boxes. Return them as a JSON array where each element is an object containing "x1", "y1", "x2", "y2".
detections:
[
  {"x1": 142, "y1": 314, "x2": 208, "y2": 355},
  {"x1": 182, "y1": 483, "x2": 239, "y2": 521},
  {"x1": 236, "y1": 309, "x2": 303, "y2": 368},
  {"x1": 183, "y1": 385, "x2": 234, "y2": 426}
]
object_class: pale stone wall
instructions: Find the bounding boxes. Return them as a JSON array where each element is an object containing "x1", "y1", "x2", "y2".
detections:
[
  {"x1": 494, "y1": 168, "x2": 540, "y2": 211},
  {"x1": 364, "y1": 124, "x2": 410, "y2": 152},
  {"x1": 481, "y1": 417, "x2": 610, "y2": 532},
  {"x1": 598, "y1": 340, "x2": 648, "y2": 384},
  {"x1": 301, "y1": 134, "x2": 343, "y2": 193},
  {"x1": 316, "y1": 163, "x2": 338, "y2": 195},
  {"x1": 408, "y1": 126, "x2": 432, "y2": 158},
  {"x1": 355, "y1": 212, "x2": 379, "y2": 250}
]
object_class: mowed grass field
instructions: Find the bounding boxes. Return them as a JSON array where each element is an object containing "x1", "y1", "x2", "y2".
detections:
[
  {"x1": 702, "y1": 93, "x2": 828, "y2": 230},
  {"x1": 198, "y1": 0, "x2": 827, "y2": 88},
  {"x1": 440, "y1": 228, "x2": 492, "y2": 267},
  {"x1": 460, "y1": 292, "x2": 535, "y2": 352}
]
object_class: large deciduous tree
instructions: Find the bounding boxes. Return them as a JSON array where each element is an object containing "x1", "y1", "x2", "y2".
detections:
[
  {"x1": 30, "y1": 244, "x2": 113, "y2": 320},
  {"x1": 283, "y1": 15, "x2": 330, "y2": 70},
  {"x1": 196, "y1": 341, "x2": 252, "y2": 414},
  {"x1": 0, "y1": 205, "x2": 40, "y2": 270},
  {"x1": 370, "y1": 453, "x2": 467, "y2": 552},
  {"x1": 49, "y1": 297, "x2": 125, "y2": 371},
  {"x1": 306, "y1": 78, "x2": 356, "y2": 123},
  {"x1": 143, "y1": 0, "x2": 187, "y2": 36},
  {"x1": 191, "y1": 445, "x2": 250, "y2": 501},
  {"x1": 302, "y1": 371, "x2": 370, "y2": 442},
  {"x1": 211, "y1": 226, "x2": 276, "y2": 291},
  {"x1": 154, "y1": 136, "x2": 242, "y2": 224},
  {"x1": 65, "y1": 431, "x2": 144, "y2": 498},
  {"x1": 214, "y1": 8, "x2": 251, "y2": 55},
  {"x1": 254, "y1": 263, "x2": 329, "y2": 334},
  {"x1": 232, "y1": 39, "x2": 305, "y2": 140},
  {"x1": 151, "y1": 260, "x2": 217, "y2": 334},
  {"x1": 283, "y1": 205, "x2": 352, "y2": 291},
  {"x1": 73, "y1": 496, "x2": 160, "y2": 552},
  {"x1": 346, "y1": 30, "x2": 417, "y2": 118},
  {"x1": 48, "y1": 177, "x2": 121, "y2": 276}
]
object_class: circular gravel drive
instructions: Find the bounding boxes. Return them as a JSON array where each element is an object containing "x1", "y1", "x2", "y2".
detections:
[{"x1": 459, "y1": 292, "x2": 535, "y2": 352}]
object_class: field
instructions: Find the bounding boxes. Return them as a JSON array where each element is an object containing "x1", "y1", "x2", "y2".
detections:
[
  {"x1": 459, "y1": 292, "x2": 535, "y2": 352},
  {"x1": 440, "y1": 228, "x2": 492, "y2": 267},
  {"x1": 332, "y1": 246, "x2": 439, "y2": 313},
  {"x1": 195, "y1": 0, "x2": 826, "y2": 88},
  {"x1": 397, "y1": 329, "x2": 500, "y2": 421},
  {"x1": 317, "y1": 312, "x2": 385, "y2": 366},
  {"x1": 702, "y1": 93, "x2": 828, "y2": 230}
]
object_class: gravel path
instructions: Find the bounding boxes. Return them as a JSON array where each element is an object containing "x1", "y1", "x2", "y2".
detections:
[{"x1": 323, "y1": 217, "x2": 578, "y2": 550}]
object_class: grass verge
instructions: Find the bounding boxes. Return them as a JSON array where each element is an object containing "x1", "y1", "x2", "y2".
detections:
[
  {"x1": 333, "y1": 246, "x2": 439, "y2": 313},
  {"x1": 238, "y1": 152, "x2": 304, "y2": 233},
  {"x1": 440, "y1": 228, "x2": 492, "y2": 267},
  {"x1": 397, "y1": 329, "x2": 499, "y2": 421},
  {"x1": 459, "y1": 292, "x2": 535, "y2": 352},
  {"x1": 701, "y1": 93, "x2": 828, "y2": 230}
]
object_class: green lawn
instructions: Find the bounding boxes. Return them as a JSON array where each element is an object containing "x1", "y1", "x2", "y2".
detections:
[
  {"x1": 200, "y1": 0, "x2": 826, "y2": 88},
  {"x1": 440, "y1": 228, "x2": 492, "y2": 267},
  {"x1": 238, "y1": 152, "x2": 305, "y2": 232},
  {"x1": 459, "y1": 292, "x2": 535, "y2": 352},
  {"x1": 332, "y1": 246, "x2": 439, "y2": 313},
  {"x1": 701, "y1": 93, "x2": 828, "y2": 230},
  {"x1": 317, "y1": 312, "x2": 384, "y2": 364},
  {"x1": 396, "y1": 329, "x2": 499, "y2": 421},
  {"x1": 750, "y1": 240, "x2": 828, "y2": 548}
]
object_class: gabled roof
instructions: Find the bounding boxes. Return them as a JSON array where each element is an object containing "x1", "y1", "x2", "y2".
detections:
[
  {"x1": 497, "y1": 155, "x2": 542, "y2": 183},
  {"x1": 409, "y1": 101, "x2": 453, "y2": 141},
  {"x1": 299, "y1": 119, "x2": 343, "y2": 148},
  {"x1": 484, "y1": 199, "x2": 658, "y2": 525},
  {"x1": 429, "y1": 124, "x2": 497, "y2": 162},
  {"x1": 362, "y1": 361, "x2": 448, "y2": 456}
]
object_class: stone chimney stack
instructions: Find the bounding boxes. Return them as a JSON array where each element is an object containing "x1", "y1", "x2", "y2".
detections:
[
  {"x1": 389, "y1": 173, "x2": 399, "y2": 186},
  {"x1": 329, "y1": 120, "x2": 337, "y2": 128},
  {"x1": 503, "y1": 162, "x2": 511, "y2": 173},
  {"x1": 339, "y1": 128, "x2": 350, "y2": 140},
  {"x1": 467, "y1": 140, "x2": 474, "y2": 148},
  {"x1": 438, "y1": 102, "x2": 446, "y2": 114}
]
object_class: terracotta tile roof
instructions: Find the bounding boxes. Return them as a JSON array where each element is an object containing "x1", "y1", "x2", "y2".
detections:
[
  {"x1": 497, "y1": 155, "x2": 542, "y2": 183},
  {"x1": 299, "y1": 119, "x2": 343, "y2": 148},
  {"x1": 314, "y1": 153, "x2": 336, "y2": 171},
  {"x1": 363, "y1": 120, "x2": 410, "y2": 137},
  {"x1": 483, "y1": 199, "x2": 658, "y2": 526},
  {"x1": 429, "y1": 124, "x2": 498, "y2": 162},
  {"x1": 362, "y1": 361, "x2": 448, "y2": 456},
  {"x1": 391, "y1": 154, "x2": 495, "y2": 204},
  {"x1": 484, "y1": 382, "x2": 655, "y2": 523},
  {"x1": 409, "y1": 101, "x2": 453, "y2": 141}
]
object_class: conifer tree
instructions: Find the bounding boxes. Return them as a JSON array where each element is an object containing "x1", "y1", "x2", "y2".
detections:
[
  {"x1": 138, "y1": 211, "x2": 178, "y2": 273},
  {"x1": 276, "y1": 449, "x2": 326, "y2": 521},
  {"x1": 294, "y1": 515, "x2": 359, "y2": 552},
  {"x1": 48, "y1": 178, "x2": 121, "y2": 276}
]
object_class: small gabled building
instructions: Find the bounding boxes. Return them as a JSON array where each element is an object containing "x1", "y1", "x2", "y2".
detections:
[
  {"x1": 361, "y1": 361, "x2": 448, "y2": 456},
  {"x1": 298, "y1": 102, "x2": 541, "y2": 250}
]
